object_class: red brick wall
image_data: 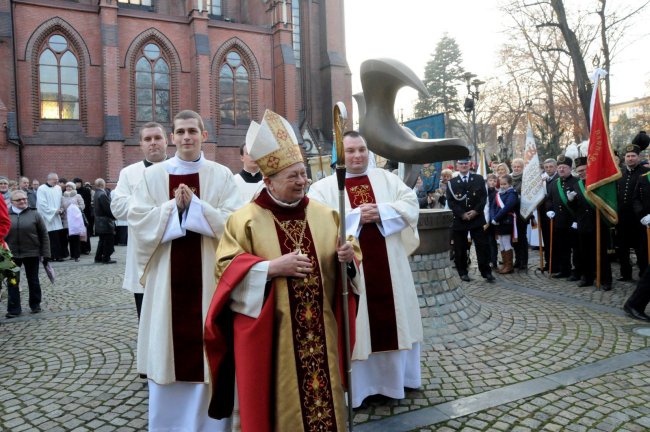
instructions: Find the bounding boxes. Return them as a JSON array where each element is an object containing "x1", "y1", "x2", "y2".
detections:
[{"x1": 4, "y1": 0, "x2": 350, "y2": 182}]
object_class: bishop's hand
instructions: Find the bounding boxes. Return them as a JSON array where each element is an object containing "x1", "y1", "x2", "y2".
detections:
[{"x1": 268, "y1": 251, "x2": 313, "y2": 279}]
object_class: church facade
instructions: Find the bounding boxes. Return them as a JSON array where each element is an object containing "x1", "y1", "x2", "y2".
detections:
[{"x1": 0, "y1": 0, "x2": 351, "y2": 183}]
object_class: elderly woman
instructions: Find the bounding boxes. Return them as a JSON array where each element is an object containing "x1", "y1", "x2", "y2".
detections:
[
  {"x1": 61, "y1": 181, "x2": 86, "y2": 262},
  {"x1": 5, "y1": 190, "x2": 50, "y2": 318},
  {"x1": 0, "y1": 177, "x2": 10, "y2": 206}
]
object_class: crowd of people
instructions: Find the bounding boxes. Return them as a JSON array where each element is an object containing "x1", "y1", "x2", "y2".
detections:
[
  {"x1": 414, "y1": 131, "x2": 650, "y2": 323},
  {"x1": 1, "y1": 107, "x2": 649, "y2": 431},
  {"x1": 0, "y1": 173, "x2": 119, "y2": 318}
]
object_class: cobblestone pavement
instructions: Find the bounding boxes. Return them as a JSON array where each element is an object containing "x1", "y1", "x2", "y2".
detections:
[{"x1": 1, "y1": 245, "x2": 650, "y2": 431}]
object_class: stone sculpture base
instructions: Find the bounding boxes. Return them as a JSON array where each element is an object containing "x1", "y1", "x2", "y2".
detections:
[{"x1": 410, "y1": 209, "x2": 494, "y2": 347}]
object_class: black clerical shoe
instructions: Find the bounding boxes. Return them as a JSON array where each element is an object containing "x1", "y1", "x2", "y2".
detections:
[
  {"x1": 460, "y1": 274, "x2": 471, "y2": 282},
  {"x1": 623, "y1": 303, "x2": 650, "y2": 321},
  {"x1": 617, "y1": 276, "x2": 633, "y2": 282},
  {"x1": 5, "y1": 312, "x2": 21, "y2": 319},
  {"x1": 31, "y1": 306, "x2": 42, "y2": 313},
  {"x1": 601, "y1": 283, "x2": 612, "y2": 292},
  {"x1": 483, "y1": 273, "x2": 496, "y2": 283},
  {"x1": 103, "y1": 260, "x2": 117, "y2": 264}
]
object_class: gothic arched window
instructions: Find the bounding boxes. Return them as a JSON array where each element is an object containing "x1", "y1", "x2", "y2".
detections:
[
  {"x1": 135, "y1": 43, "x2": 170, "y2": 123},
  {"x1": 39, "y1": 34, "x2": 79, "y2": 120},
  {"x1": 219, "y1": 51, "x2": 250, "y2": 127}
]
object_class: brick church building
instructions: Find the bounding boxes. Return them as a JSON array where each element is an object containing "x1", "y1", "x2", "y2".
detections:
[{"x1": 0, "y1": 0, "x2": 351, "y2": 183}]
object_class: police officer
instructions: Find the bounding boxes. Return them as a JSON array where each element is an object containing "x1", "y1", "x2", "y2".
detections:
[
  {"x1": 615, "y1": 131, "x2": 650, "y2": 281},
  {"x1": 569, "y1": 157, "x2": 612, "y2": 291},
  {"x1": 446, "y1": 158, "x2": 495, "y2": 283},
  {"x1": 545, "y1": 155, "x2": 579, "y2": 279}
]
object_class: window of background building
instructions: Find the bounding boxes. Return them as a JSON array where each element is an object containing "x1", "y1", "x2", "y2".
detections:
[
  {"x1": 39, "y1": 34, "x2": 79, "y2": 120},
  {"x1": 118, "y1": 0, "x2": 152, "y2": 6},
  {"x1": 219, "y1": 51, "x2": 250, "y2": 127},
  {"x1": 292, "y1": 0, "x2": 301, "y2": 66},
  {"x1": 135, "y1": 43, "x2": 170, "y2": 123},
  {"x1": 207, "y1": 0, "x2": 221, "y2": 16}
]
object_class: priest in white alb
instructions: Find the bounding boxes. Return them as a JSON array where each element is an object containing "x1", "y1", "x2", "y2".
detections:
[
  {"x1": 308, "y1": 130, "x2": 423, "y2": 408},
  {"x1": 128, "y1": 110, "x2": 242, "y2": 431}
]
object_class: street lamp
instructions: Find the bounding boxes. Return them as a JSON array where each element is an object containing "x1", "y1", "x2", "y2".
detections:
[{"x1": 462, "y1": 72, "x2": 485, "y2": 164}]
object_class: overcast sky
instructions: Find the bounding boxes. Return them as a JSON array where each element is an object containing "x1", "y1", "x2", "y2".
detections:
[{"x1": 344, "y1": 0, "x2": 650, "y2": 121}]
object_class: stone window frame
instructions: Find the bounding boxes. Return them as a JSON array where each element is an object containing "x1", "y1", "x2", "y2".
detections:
[
  {"x1": 133, "y1": 43, "x2": 171, "y2": 124},
  {"x1": 25, "y1": 18, "x2": 91, "y2": 134},
  {"x1": 212, "y1": 38, "x2": 260, "y2": 133},
  {"x1": 124, "y1": 29, "x2": 181, "y2": 139},
  {"x1": 37, "y1": 33, "x2": 81, "y2": 121}
]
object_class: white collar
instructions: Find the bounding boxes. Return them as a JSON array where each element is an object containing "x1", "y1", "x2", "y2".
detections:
[
  {"x1": 346, "y1": 168, "x2": 369, "y2": 178},
  {"x1": 266, "y1": 188, "x2": 302, "y2": 208},
  {"x1": 12, "y1": 205, "x2": 25, "y2": 214},
  {"x1": 165, "y1": 152, "x2": 205, "y2": 175}
]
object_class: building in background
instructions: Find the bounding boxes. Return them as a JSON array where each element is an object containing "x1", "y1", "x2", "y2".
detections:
[{"x1": 0, "y1": 0, "x2": 351, "y2": 183}]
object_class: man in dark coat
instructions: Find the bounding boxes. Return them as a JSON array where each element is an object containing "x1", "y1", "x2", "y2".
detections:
[
  {"x1": 569, "y1": 157, "x2": 612, "y2": 291},
  {"x1": 615, "y1": 132, "x2": 650, "y2": 281},
  {"x1": 446, "y1": 158, "x2": 495, "y2": 283},
  {"x1": 545, "y1": 155, "x2": 579, "y2": 278},
  {"x1": 624, "y1": 168, "x2": 650, "y2": 321},
  {"x1": 93, "y1": 178, "x2": 116, "y2": 264}
]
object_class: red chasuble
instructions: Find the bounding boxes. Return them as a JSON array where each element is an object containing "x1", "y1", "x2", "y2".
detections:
[
  {"x1": 345, "y1": 175, "x2": 398, "y2": 352},
  {"x1": 169, "y1": 173, "x2": 204, "y2": 382}
]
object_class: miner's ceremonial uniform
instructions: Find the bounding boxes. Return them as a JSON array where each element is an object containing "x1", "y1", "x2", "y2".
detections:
[
  {"x1": 569, "y1": 157, "x2": 612, "y2": 290},
  {"x1": 545, "y1": 156, "x2": 579, "y2": 278},
  {"x1": 446, "y1": 169, "x2": 495, "y2": 282},
  {"x1": 616, "y1": 142, "x2": 649, "y2": 281},
  {"x1": 624, "y1": 170, "x2": 650, "y2": 320}
]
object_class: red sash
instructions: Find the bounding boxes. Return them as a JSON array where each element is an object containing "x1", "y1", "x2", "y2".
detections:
[
  {"x1": 345, "y1": 176, "x2": 398, "y2": 352},
  {"x1": 169, "y1": 173, "x2": 204, "y2": 381}
]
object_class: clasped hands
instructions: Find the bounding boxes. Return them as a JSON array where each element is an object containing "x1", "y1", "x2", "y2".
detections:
[
  {"x1": 359, "y1": 203, "x2": 380, "y2": 225},
  {"x1": 175, "y1": 183, "x2": 194, "y2": 211},
  {"x1": 267, "y1": 239, "x2": 354, "y2": 279},
  {"x1": 462, "y1": 210, "x2": 478, "y2": 221}
]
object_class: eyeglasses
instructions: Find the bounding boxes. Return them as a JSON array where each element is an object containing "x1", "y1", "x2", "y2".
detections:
[{"x1": 12, "y1": 198, "x2": 28, "y2": 202}]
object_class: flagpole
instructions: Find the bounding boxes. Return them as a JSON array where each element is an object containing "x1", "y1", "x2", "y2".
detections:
[
  {"x1": 595, "y1": 203, "x2": 601, "y2": 289},
  {"x1": 537, "y1": 209, "x2": 544, "y2": 272},
  {"x1": 548, "y1": 219, "x2": 554, "y2": 278}
]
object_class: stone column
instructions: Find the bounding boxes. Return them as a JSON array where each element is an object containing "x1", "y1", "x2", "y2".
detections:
[
  {"x1": 188, "y1": 2, "x2": 214, "y2": 151},
  {"x1": 410, "y1": 209, "x2": 493, "y2": 347}
]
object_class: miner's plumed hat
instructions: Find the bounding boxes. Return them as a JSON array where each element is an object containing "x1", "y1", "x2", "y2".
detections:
[
  {"x1": 556, "y1": 155, "x2": 572, "y2": 168},
  {"x1": 631, "y1": 131, "x2": 650, "y2": 152},
  {"x1": 574, "y1": 157, "x2": 588, "y2": 168}
]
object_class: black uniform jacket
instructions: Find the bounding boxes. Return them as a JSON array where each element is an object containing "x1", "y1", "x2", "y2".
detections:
[
  {"x1": 446, "y1": 173, "x2": 487, "y2": 231},
  {"x1": 545, "y1": 175, "x2": 579, "y2": 229}
]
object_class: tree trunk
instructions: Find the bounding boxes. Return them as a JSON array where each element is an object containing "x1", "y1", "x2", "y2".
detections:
[{"x1": 550, "y1": 0, "x2": 592, "y2": 127}]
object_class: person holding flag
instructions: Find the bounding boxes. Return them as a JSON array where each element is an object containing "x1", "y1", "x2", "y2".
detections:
[
  {"x1": 583, "y1": 68, "x2": 623, "y2": 292},
  {"x1": 520, "y1": 116, "x2": 548, "y2": 272},
  {"x1": 569, "y1": 157, "x2": 613, "y2": 291}
]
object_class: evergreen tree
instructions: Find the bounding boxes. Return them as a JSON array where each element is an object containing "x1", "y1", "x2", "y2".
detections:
[{"x1": 414, "y1": 35, "x2": 465, "y2": 119}]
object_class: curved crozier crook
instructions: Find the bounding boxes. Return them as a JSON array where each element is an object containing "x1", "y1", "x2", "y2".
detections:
[{"x1": 359, "y1": 58, "x2": 469, "y2": 164}]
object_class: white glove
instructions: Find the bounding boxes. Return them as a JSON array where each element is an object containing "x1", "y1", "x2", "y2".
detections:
[
  {"x1": 491, "y1": 219, "x2": 499, "y2": 225},
  {"x1": 571, "y1": 222, "x2": 578, "y2": 229},
  {"x1": 641, "y1": 215, "x2": 650, "y2": 226},
  {"x1": 546, "y1": 211, "x2": 555, "y2": 219},
  {"x1": 567, "y1": 191, "x2": 577, "y2": 202}
]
